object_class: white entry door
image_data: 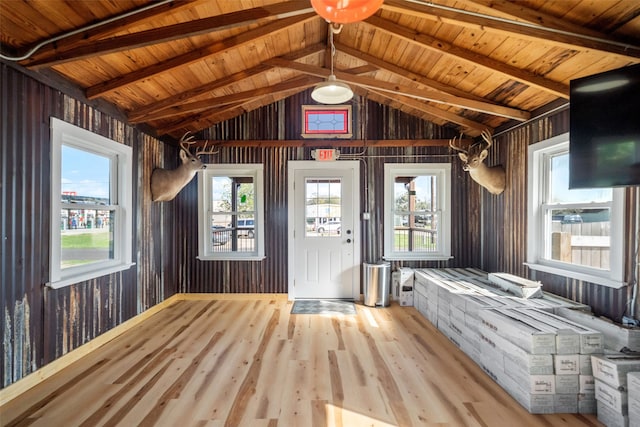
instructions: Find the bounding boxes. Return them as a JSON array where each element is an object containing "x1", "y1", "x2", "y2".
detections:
[{"x1": 288, "y1": 161, "x2": 360, "y2": 300}]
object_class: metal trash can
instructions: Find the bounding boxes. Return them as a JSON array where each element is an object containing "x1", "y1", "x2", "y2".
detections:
[{"x1": 363, "y1": 261, "x2": 391, "y2": 307}]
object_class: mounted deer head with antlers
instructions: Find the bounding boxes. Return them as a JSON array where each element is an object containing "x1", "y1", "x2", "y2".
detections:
[
  {"x1": 151, "y1": 132, "x2": 218, "y2": 202},
  {"x1": 449, "y1": 130, "x2": 506, "y2": 195}
]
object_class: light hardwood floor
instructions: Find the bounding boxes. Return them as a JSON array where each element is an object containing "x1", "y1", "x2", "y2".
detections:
[{"x1": 1, "y1": 297, "x2": 602, "y2": 426}]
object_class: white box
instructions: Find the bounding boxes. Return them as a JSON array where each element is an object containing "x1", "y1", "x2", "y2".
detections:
[
  {"x1": 578, "y1": 393, "x2": 597, "y2": 414},
  {"x1": 592, "y1": 353, "x2": 640, "y2": 389},
  {"x1": 580, "y1": 354, "x2": 593, "y2": 375},
  {"x1": 553, "y1": 394, "x2": 578, "y2": 413},
  {"x1": 597, "y1": 401, "x2": 629, "y2": 427},
  {"x1": 487, "y1": 272, "x2": 543, "y2": 299},
  {"x1": 478, "y1": 308, "x2": 556, "y2": 354},
  {"x1": 555, "y1": 374, "x2": 579, "y2": 394},
  {"x1": 580, "y1": 375, "x2": 595, "y2": 393},
  {"x1": 628, "y1": 372, "x2": 640, "y2": 427},
  {"x1": 480, "y1": 327, "x2": 554, "y2": 375},
  {"x1": 554, "y1": 354, "x2": 580, "y2": 375},
  {"x1": 595, "y1": 379, "x2": 628, "y2": 413}
]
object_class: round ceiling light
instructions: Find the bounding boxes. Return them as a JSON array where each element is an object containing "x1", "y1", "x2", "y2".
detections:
[{"x1": 311, "y1": 75, "x2": 354, "y2": 104}]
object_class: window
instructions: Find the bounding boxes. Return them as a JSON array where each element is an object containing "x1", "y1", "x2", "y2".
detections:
[
  {"x1": 49, "y1": 118, "x2": 133, "y2": 289},
  {"x1": 527, "y1": 133, "x2": 625, "y2": 288},
  {"x1": 301, "y1": 105, "x2": 352, "y2": 139},
  {"x1": 384, "y1": 163, "x2": 452, "y2": 260},
  {"x1": 197, "y1": 165, "x2": 265, "y2": 260}
]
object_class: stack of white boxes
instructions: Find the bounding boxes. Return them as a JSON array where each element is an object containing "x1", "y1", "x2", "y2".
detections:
[
  {"x1": 391, "y1": 267, "x2": 414, "y2": 306},
  {"x1": 412, "y1": 268, "x2": 606, "y2": 414},
  {"x1": 592, "y1": 353, "x2": 640, "y2": 426},
  {"x1": 629, "y1": 372, "x2": 640, "y2": 427}
]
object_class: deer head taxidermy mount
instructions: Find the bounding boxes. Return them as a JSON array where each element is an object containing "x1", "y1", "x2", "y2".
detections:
[
  {"x1": 449, "y1": 130, "x2": 506, "y2": 195},
  {"x1": 151, "y1": 132, "x2": 218, "y2": 202}
]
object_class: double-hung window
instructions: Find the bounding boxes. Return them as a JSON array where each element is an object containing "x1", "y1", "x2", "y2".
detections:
[
  {"x1": 49, "y1": 118, "x2": 133, "y2": 289},
  {"x1": 527, "y1": 133, "x2": 625, "y2": 288},
  {"x1": 384, "y1": 163, "x2": 452, "y2": 260},
  {"x1": 197, "y1": 165, "x2": 265, "y2": 260}
]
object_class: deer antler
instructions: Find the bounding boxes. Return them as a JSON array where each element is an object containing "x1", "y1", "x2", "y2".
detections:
[
  {"x1": 196, "y1": 141, "x2": 219, "y2": 156},
  {"x1": 178, "y1": 131, "x2": 196, "y2": 151},
  {"x1": 449, "y1": 132, "x2": 467, "y2": 154},
  {"x1": 177, "y1": 132, "x2": 218, "y2": 156},
  {"x1": 480, "y1": 129, "x2": 493, "y2": 149}
]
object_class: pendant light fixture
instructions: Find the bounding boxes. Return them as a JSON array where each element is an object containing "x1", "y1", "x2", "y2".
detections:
[{"x1": 311, "y1": 25, "x2": 353, "y2": 104}]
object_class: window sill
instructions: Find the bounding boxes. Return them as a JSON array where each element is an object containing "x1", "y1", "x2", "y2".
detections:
[
  {"x1": 197, "y1": 255, "x2": 266, "y2": 261},
  {"x1": 384, "y1": 254, "x2": 453, "y2": 261},
  {"x1": 524, "y1": 262, "x2": 626, "y2": 289},
  {"x1": 47, "y1": 262, "x2": 136, "y2": 289}
]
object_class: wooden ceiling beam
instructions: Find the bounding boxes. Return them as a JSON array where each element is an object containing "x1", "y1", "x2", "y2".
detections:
[
  {"x1": 133, "y1": 75, "x2": 320, "y2": 123},
  {"x1": 23, "y1": 1, "x2": 315, "y2": 69},
  {"x1": 365, "y1": 15, "x2": 570, "y2": 98},
  {"x1": 267, "y1": 58, "x2": 530, "y2": 121},
  {"x1": 128, "y1": 43, "x2": 325, "y2": 122},
  {"x1": 85, "y1": 12, "x2": 317, "y2": 100},
  {"x1": 382, "y1": 0, "x2": 640, "y2": 59},
  {"x1": 336, "y1": 42, "x2": 488, "y2": 102},
  {"x1": 157, "y1": 87, "x2": 302, "y2": 135},
  {"x1": 19, "y1": 0, "x2": 201, "y2": 65},
  {"x1": 365, "y1": 88, "x2": 488, "y2": 136},
  {"x1": 195, "y1": 139, "x2": 465, "y2": 148}
]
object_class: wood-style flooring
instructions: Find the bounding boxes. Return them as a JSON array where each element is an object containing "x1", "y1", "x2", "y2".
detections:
[{"x1": 1, "y1": 297, "x2": 602, "y2": 426}]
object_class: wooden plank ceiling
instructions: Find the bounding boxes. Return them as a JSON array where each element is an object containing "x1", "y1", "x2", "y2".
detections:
[{"x1": 1, "y1": 0, "x2": 639, "y2": 139}]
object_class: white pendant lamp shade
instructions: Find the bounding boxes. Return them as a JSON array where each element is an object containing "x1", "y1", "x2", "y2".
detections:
[
  {"x1": 311, "y1": 74, "x2": 354, "y2": 104},
  {"x1": 312, "y1": 24, "x2": 353, "y2": 104}
]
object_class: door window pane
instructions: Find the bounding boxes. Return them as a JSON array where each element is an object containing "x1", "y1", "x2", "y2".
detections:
[{"x1": 305, "y1": 178, "x2": 342, "y2": 237}]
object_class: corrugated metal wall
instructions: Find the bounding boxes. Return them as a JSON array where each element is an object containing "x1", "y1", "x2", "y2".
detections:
[
  {"x1": 2, "y1": 63, "x2": 636, "y2": 390},
  {"x1": 485, "y1": 108, "x2": 635, "y2": 321},
  {"x1": 1, "y1": 64, "x2": 174, "y2": 388},
  {"x1": 177, "y1": 92, "x2": 482, "y2": 294}
]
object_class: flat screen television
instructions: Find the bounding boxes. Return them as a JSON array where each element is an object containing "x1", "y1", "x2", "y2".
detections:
[{"x1": 569, "y1": 62, "x2": 640, "y2": 189}]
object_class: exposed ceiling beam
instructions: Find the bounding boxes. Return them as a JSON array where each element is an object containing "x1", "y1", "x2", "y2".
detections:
[
  {"x1": 134, "y1": 75, "x2": 319, "y2": 123},
  {"x1": 192, "y1": 139, "x2": 465, "y2": 148},
  {"x1": 158, "y1": 87, "x2": 303, "y2": 135},
  {"x1": 23, "y1": 1, "x2": 315, "y2": 69},
  {"x1": 336, "y1": 42, "x2": 489, "y2": 102},
  {"x1": 128, "y1": 43, "x2": 325, "y2": 122},
  {"x1": 382, "y1": 0, "x2": 640, "y2": 59},
  {"x1": 364, "y1": 88, "x2": 489, "y2": 136},
  {"x1": 18, "y1": 0, "x2": 201, "y2": 64},
  {"x1": 365, "y1": 15, "x2": 570, "y2": 98},
  {"x1": 85, "y1": 12, "x2": 317, "y2": 100},
  {"x1": 267, "y1": 58, "x2": 530, "y2": 121},
  {"x1": 466, "y1": 0, "x2": 638, "y2": 42}
]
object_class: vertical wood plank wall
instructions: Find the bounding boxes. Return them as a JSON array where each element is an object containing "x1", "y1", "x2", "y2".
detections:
[{"x1": 1, "y1": 64, "x2": 174, "y2": 388}]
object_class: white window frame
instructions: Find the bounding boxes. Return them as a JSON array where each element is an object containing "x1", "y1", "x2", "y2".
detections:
[
  {"x1": 197, "y1": 164, "x2": 265, "y2": 260},
  {"x1": 383, "y1": 163, "x2": 452, "y2": 261},
  {"x1": 49, "y1": 118, "x2": 133, "y2": 289},
  {"x1": 526, "y1": 133, "x2": 626, "y2": 289}
]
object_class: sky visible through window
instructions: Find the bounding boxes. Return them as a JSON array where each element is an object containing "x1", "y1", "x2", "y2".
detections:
[
  {"x1": 61, "y1": 145, "x2": 110, "y2": 200},
  {"x1": 551, "y1": 153, "x2": 611, "y2": 203}
]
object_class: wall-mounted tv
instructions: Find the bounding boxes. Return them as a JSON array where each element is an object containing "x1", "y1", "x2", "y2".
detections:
[{"x1": 569, "y1": 62, "x2": 640, "y2": 189}]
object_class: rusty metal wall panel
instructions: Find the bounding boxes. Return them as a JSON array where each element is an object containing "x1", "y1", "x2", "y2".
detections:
[
  {"x1": 1, "y1": 64, "x2": 173, "y2": 388},
  {"x1": 485, "y1": 109, "x2": 635, "y2": 322},
  {"x1": 180, "y1": 99, "x2": 478, "y2": 294}
]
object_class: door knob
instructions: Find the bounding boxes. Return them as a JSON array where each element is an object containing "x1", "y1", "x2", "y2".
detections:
[{"x1": 346, "y1": 239, "x2": 352, "y2": 243}]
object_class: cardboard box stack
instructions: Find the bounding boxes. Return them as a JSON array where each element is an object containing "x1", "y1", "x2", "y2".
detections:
[
  {"x1": 592, "y1": 353, "x2": 640, "y2": 426},
  {"x1": 392, "y1": 267, "x2": 414, "y2": 306},
  {"x1": 628, "y1": 372, "x2": 640, "y2": 427},
  {"x1": 413, "y1": 268, "x2": 603, "y2": 414}
]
